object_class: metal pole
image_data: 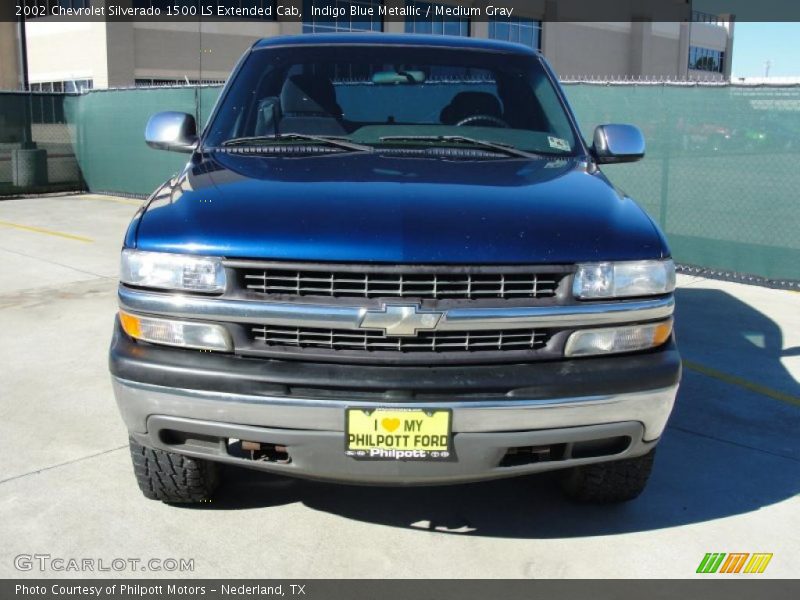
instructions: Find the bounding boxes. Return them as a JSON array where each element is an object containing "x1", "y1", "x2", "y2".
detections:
[
  {"x1": 17, "y1": 13, "x2": 33, "y2": 148},
  {"x1": 18, "y1": 13, "x2": 29, "y2": 91},
  {"x1": 196, "y1": 1, "x2": 202, "y2": 124}
]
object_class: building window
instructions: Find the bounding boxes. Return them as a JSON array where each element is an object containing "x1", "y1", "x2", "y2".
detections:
[
  {"x1": 303, "y1": 0, "x2": 383, "y2": 33},
  {"x1": 488, "y1": 16, "x2": 541, "y2": 49},
  {"x1": 689, "y1": 46, "x2": 725, "y2": 73},
  {"x1": 135, "y1": 78, "x2": 226, "y2": 86},
  {"x1": 28, "y1": 79, "x2": 93, "y2": 123},
  {"x1": 66, "y1": 79, "x2": 93, "y2": 92},
  {"x1": 691, "y1": 10, "x2": 725, "y2": 26},
  {"x1": 405, "y1": 1, "x2": 470, "y2": 37},
  {"x1": 30, "y1": 79, "x2": 93, "y2": 93}
]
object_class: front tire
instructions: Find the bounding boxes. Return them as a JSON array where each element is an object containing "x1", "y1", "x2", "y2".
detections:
[
  {"x1": 559, "y1": 449, "x2": 656, "y2": 503},
  {"x1": 129, "y1": 437, "x2": 219, "y2": 504}
]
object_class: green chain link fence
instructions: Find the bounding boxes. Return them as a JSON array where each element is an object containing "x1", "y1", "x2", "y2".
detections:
[
  {"x1": 1, "y1": 82, "x2": 798, "y2": 284},
  {"x1": 564, "y1": 82, "x2": 800, "y2": 285},
  {"x1": 62, "y1": 86, "x2": 222, "y2": 196},
  {"x1": 0, "y1": 92, "x2": 84, "y2": 195}
]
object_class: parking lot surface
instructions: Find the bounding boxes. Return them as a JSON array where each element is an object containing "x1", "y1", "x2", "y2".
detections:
[{"x1": 0, "y1": 195, "x2": 798, "y2": 578}]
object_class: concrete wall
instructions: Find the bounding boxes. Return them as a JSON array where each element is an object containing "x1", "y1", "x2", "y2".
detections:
[
  {"x1": 689, "y1": 21, "x2": 730, "y2": 51},
  {"x1": 23, "y1": 2, "x2": 734, "y2": 86},
  {"x1": 132, "y1": 21, "x2": 283, "y2": 82},
  {"x1": 542, "y1": 22, "x2": 685, "y2": 79},
  {"x1": 649, "y1": 22, "x2": 683, "y2": 78},
  {"x1": 27, "y1": 19, "x2": 284, "y2": 87},
  {"x1": 26, "y1": 0, "x2": 287, "y2": 87},
  {"x1": 0, "y1": 22, "x2": 21, "y2": 91},
  {"x1": 26, "y1": 20, "x2": 105, "y2": 86},
  {"x1": 542, "y1": 22, "x2": 632, "y2": 78}
]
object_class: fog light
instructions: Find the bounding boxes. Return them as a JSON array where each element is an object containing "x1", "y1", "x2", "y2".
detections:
[
  {"x1": 565, "y1": 319, "x2": 672, "y2": 357},
  {"x1": 119, "y1": 311, "x2": 232, "y2": 352}
]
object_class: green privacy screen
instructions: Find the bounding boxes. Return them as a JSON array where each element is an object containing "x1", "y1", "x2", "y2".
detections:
[
  {"x1": 563, "y1": 83, "x2": 800, "y2": 283},
  {"x1": 8, "y1": 83, "x2": 799, "y2": 282},
  {"x1": 63, "y1": 86, "x2": 222, "y2": 196}
]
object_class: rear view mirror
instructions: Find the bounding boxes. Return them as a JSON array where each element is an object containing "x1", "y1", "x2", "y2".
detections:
[
  {"x1": 592, "y1": 124, "x2": 645, "y2": 164},
  {"x1": 145, "y1": 111, "x2": 198, "y2": 153},
  {"x1": 372, "y1": 71, "x2": 426, "y2": 85}
]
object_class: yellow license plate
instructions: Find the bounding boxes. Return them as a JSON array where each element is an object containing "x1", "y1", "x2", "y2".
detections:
[{"x1": 345, "y1": 408, "x2": 452, "y2": 460}]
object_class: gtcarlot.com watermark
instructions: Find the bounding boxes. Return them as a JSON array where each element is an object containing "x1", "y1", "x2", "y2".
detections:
[{"x1": 14, "y1": 553, "x2": 194, "y2": 573}]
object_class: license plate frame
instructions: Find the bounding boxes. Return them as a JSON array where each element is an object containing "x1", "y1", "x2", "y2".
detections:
[{"x1": 345, "y1": 407, "x2": 453, "y2": 461}]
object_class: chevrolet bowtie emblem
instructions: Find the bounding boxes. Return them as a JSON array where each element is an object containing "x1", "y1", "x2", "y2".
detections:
[{"x1": 359, "y1": 305, "x2": 443, "y2": 337}]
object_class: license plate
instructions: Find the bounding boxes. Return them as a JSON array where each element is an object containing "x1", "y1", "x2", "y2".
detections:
[{"x1": 345, "y1": 408, "x2": 452, "y2": 461}]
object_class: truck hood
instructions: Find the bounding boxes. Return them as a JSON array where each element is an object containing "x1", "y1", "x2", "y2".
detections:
[{"x1": 133, "y1": 151, "x2": 667, "y2": 264}]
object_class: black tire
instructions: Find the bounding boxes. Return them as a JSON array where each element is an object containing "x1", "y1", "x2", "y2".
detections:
[
  {"x1": 559, "y1": 449, "x2": 656, "y2": 504},
  {"x1": 129, "y1": 437, "x2": 220, "y2": 504}
]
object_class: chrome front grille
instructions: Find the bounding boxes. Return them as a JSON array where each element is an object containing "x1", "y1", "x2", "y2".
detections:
[
  {"x1": 251, "y1": 325, "x2": 549, "y2": 353},
  {"x1": 242, "y1": 268, "x2": 562, "y2": 300}
]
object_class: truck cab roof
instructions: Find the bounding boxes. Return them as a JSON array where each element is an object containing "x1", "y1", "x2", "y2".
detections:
[{"x1": 252, "y1": 33, "x2": 541, "y2": 56}]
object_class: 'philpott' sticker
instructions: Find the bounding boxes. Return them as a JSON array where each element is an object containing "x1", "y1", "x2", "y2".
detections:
[{"x1": 548, "y1": 136, "x2": 571, "y2": 152}]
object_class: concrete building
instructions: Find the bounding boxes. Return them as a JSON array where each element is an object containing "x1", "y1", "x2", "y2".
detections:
[
  {"x1": 0, "y1": 21, "x2": 23, "y2": 90},
  {"x1": 19, "y1": 0, "x2": 735, "y2": 91}
]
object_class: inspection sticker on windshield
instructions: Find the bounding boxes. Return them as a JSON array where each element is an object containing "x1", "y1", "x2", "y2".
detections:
[
  {"x1": 345, "y1": 408, "x2": 452, "y2": 461},
  {"x1": 548, "y1": 136, "x2": 571, "y2": 151}
]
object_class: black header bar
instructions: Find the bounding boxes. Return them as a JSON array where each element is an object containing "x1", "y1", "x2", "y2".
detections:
[{"x1": 2, "y1": 1, "x2": 800, "y2": 23}]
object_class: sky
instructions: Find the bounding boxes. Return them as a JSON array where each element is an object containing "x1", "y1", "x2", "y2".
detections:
[{"x1": 731, "y1": 22, "x2": 800, "y2": 77}]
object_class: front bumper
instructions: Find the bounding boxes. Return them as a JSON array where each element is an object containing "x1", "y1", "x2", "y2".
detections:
[{"x1": 110, "y1": 322, "x2": 680, "y2": 485}]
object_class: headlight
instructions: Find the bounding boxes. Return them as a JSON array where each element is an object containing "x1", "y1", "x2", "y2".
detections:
[
  {"x1": 573, "y1": 259, "x2": 675, "y2": 299},
  {"x1": 120, "y1": 249, "x2": 226, "y2": 293},
  {"x1": 565, "y1": 319, "x2": 673, "y2": 357},
  {"x1": 119, "y1": 311, "x2": 232, "y2": 352}
]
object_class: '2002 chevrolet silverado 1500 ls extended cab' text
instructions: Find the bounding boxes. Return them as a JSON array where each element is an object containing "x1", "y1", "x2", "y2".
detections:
[{"x1": 110, "y1": 34, "x2": 680, "y2": 504}]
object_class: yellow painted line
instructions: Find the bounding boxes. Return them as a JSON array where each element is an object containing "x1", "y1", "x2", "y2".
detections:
[
  {"x1": 683, "y1": 360, "x2": 800, "y2": 407},
  {"x1": 0, "y1": 220, "x2": 94, "y2": 243},
  {"x1": 77, "y1": 195, "x2": 142, "y2": 206}
]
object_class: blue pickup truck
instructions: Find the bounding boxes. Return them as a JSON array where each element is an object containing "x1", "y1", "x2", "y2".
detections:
[{"x1": 110, "y1": 34, "x2": 679, "y2": 504}]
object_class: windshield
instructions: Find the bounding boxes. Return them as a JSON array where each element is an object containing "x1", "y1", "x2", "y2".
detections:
[{"x1": 205, "y1": 44, "x2": 579, "y2": 156}]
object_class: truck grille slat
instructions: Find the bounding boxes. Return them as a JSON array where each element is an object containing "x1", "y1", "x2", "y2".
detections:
[
  {"x1": 242, "y1": 269, "x2": 562, "y2": 300},
  {"x1": 251, "y1": 325, "x2": 549, "y2": 353}
]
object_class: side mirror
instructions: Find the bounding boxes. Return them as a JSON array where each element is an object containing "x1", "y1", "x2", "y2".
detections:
[
  {"x1": 592, "y1": 124, "x2": 645, "y2": 164},
  {"x1": 145, "y1": 111, "x2": 198, "y2": 153}
]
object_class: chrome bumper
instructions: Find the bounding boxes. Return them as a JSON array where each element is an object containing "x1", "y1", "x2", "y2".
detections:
[
  {"x1": 114, "y1": 378, "x2": 678, "y2": 484},
  {"x1": 118, "y1": 286, "x2": 675, "y2": 331},
  {"x1": 114, "y1": 377, "x2": 677, "y2": 440}
]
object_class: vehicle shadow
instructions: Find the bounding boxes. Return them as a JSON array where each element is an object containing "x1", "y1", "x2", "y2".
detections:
[
  {"x1": 187, "y1": 287, "x2": 800, "y2": 538},
  {"x1": 674, "y1": 285, "x2": 800, "y2": 398}
]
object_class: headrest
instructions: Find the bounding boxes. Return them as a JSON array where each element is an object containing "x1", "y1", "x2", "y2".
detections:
[{"x1": 280, "y1": 74, "x2": 342, "y2": 117}]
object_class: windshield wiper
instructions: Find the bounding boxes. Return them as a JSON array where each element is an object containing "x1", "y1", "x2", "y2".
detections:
[
  {"x1": 222, "y1": 133, "x2": 372, "y2": 153},
  {"x1": 378, "y1": 135, "x2": 545, "y2": 159}
]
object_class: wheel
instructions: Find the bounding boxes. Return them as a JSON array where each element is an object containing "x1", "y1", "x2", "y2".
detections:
[
  {"x1": 559, "y1": 449, "x2": 656, "y2": 504},
  {"x1": 129, "y1": 437, "x2": 220, "y2": 504}
]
